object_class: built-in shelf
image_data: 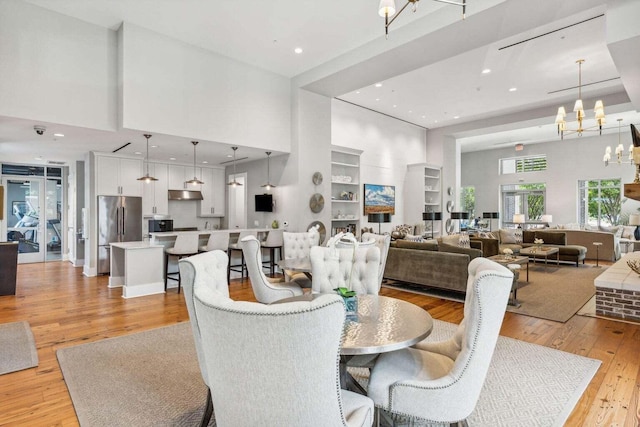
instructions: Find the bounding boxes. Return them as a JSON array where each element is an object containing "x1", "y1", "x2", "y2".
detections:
[
  {"x1": 405, "y1": 163, "x2": 442, "y2": 236},
  {"x1": 331, "y1": 147, "x2": 362, "y2": 236}
]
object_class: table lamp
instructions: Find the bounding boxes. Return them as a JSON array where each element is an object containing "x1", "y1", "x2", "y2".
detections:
[
  {"x1": 540, "y1": 214, "x2": 553, "y2": 227},
  {"x1": 368, "y1": 213, "x2": 392, "y2": 234},
  {"x1": 482, "y1": 212, "x2": 499, "y2": 231},
  {"x1": 513, "y1": 214, "x2": 525, "y2": 229},
  {"x1": 629, "y1": 214, "x2": 640, "y2": 240},
  {"x1": 422, "y1": 212, "x2": 442, "y2": 238},
  {"x1": 450, "y1": 212, "x2": 469, "y2": 233}
]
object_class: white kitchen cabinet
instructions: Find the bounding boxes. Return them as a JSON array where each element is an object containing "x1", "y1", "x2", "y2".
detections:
[
  {"x1": 95, "y1": 154, "x2": 143, "y2": 197},
  {"x1": 198, "y1": 167, "x2": 226, "y2": 217},
  {"x1": 142, "y1": 163, "x2": 169, "y2": 217},
  {"x1": 168, "y1": 164, "x2": 202, "y2": 191}
]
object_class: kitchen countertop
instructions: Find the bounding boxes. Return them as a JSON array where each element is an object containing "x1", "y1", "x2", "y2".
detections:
[
  {"x1": 110, "y1": 241, "x2": 163, "y2": 249},
  {"x1": 149, "y1": 228, "x2": 271, "y2": 237}
]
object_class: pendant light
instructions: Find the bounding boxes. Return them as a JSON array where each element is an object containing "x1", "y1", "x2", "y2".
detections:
[
  {"x1": 185, "y1": 141, "x2": 204, "y2": 185},
  {"x1": 227, "y1": 146, "x2": 243, "y2": 187},
  {"x1": 137, "y1": 134, "x2": 158, "y2": 183},
  {"x1": 260, "y1": 151, "x2": 276, "y2": 190}
]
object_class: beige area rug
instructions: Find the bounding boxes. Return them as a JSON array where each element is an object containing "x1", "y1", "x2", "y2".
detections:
[
  {"x1": 0, "y1": 321, "x2": 38, "y2": 375},
  {"x1": 57, "y1": 321, "x2": 600, "y2": 427},
  {"x1": 506, "y1": 264, "x2": 600, "y2": 322}
]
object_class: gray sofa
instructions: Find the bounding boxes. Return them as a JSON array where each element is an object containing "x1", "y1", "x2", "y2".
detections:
[
  {"x1": 497, "y1": 229, "x2": 587, "y2": 267},
  {"x1": 383, "y1": 239, "x2": 482, "y2": 294}
]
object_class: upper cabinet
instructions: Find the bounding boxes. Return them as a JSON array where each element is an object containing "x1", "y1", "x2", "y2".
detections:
[
  {"x1": 95, "y1": 154, "x2": 143, "y2": 197},
  {"x1": 168, "y1": 164, "x2": 202, "y2": 191},
  {"x1": 198, "y1": 167, "x2": 226, "y2": 217},
  {"x1": 142, "y1": 163, "x2": 169, "y2": 217}
]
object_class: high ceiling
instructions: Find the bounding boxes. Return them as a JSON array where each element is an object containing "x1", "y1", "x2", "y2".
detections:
[{"x1": 1, "y1": 0, "x2": 638, "y2": 165}]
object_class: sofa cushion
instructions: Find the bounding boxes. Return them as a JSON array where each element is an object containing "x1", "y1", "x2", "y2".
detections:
[
  {"x1": 439, "y1": 243, "x2": 482, "y2": 260},
  {"x1": 441, "y1": 234, "x2": 470, "y2": 248},
  {"x1": 523, "y1": 230, "x2": 536, "y2": 244},
  {"x1": 391, "y1": 239, "x2": 439, "y2": 251},
  {"x1": 535, "y1": 230, "x2": 566, "y2": 245},
  {"x1": 499, "y1": 229, "x2": 517, "y2": 244},
  {"x1": 622, "y1": 226, "x2": 636, "y2": 240}
]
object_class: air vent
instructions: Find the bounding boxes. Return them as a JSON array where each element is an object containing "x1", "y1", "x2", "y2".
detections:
[
  {"x1": 47, "y1": 160, "x2": 66, "y2": 165},
  {"x1": 219, "y1": 156, "x2": 249, "y2": 165}
]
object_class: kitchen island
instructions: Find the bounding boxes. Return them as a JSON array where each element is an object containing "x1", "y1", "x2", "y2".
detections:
[{"x1": 109, "y1": 241, "x2": 165, "y2": 298}]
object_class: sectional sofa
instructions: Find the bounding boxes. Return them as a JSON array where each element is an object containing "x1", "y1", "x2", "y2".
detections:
[{"x1": 496, "y1": 229, "x2": 588, "y2": 266}]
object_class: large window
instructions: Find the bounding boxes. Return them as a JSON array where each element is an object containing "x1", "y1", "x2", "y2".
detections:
[
  {"x1": 501, "y1": 183, "x2": 546, "y2": 224},
  {"x1": 578, "y1": 179, "x2": 622, "y2": 227},
  {"x1": 460, "y1": 186, "x2": 475, "y2": 228},
  {"x1": 500, "y1": 155, "x2": 547, "y2": 175}
]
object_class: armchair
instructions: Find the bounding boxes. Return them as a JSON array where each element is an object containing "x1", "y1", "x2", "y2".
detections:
[
  {"x1": 282, "y1": 230, "x2": 320, "y2": 288},
  {"x1": 367, "y1": 257, "x2": 513, "y2": 425}
]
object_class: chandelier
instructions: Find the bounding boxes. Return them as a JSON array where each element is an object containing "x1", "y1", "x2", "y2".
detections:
[
  {"x1": 603, "y1": 119, "x2": 632, "y2": 166},
  {"x1": 555, "y1": 59, "x2": 605, "y2": 139},
  {"x1": 378, "y1": 0, "x2": 466, "y2": 39}
]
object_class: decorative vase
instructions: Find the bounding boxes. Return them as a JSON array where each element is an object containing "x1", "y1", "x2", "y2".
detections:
[
  {"x1": 271, "y1": 220, "x2": 279, "y2": 229},
  {"x1": 343, "y1": 296, "x2": 358, "y2": 321}
]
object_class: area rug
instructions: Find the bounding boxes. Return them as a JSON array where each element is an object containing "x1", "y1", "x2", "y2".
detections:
[
  {"x1": 57, "y1": 321, "x2": 600, "y2": 427},
  {"x1": 385, "y1": 264, "x2": 599, "y2": 323},
  {"x1": 351, "y1": 319, "x2": 601, "y2": 427},
  {"x1": 506, "y1": 264, "x2": 600, "y2": 322},
  {"x1": 0, "y1": 321, "x2": 38, "y2": 375}
]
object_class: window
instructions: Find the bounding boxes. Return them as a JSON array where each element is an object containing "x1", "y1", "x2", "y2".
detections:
[
  {"x1": 578, "y1": 179, "x2": 622, "y2": 227},
  {"x1": 460, "y1": 186, "x2": 475, "y2": 228},
  {"x1": 501, "y1": 183, "x2": 546, "y2": 223},
  {"x1": 500, "y1": 155, "x2": 547, "y2": 175}
]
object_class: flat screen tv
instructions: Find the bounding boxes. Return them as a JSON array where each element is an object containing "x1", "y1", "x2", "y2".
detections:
[{"x1": 255, "y1": 194, "x2": 273, "y2": 212}]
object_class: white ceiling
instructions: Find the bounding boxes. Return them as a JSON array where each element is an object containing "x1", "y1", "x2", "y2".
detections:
[{"x1": 2, "y1": 0, "x2": 638, "y2": 165}]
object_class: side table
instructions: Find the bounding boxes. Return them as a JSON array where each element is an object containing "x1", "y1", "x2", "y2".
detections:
[{"x1": 593, "y1": 242, "x2": 602, "y2": 268}]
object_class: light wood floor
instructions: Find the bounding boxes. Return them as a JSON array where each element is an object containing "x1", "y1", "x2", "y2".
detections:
[{"x1": 1, "y1": 260, "x2": 639, "y2": 426}]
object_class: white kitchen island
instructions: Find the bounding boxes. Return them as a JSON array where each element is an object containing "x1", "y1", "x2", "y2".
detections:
[{"x1": 109, "y1": 241, "x2": 165, "y2": 298}]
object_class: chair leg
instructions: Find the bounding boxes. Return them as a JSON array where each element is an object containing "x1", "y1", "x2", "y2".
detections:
[
  {"x1": 199, "y1": 387, "x2": 213, "y2": 427},
  {"x1": 227, "y1": 250, "x2": 231, "y2": 284},
  {"x1": 164, "y1": 253, "x2": 169, "y2": 291},
  {"x1": 177, "y1": 255, "x2": 182, "y2": 294}
]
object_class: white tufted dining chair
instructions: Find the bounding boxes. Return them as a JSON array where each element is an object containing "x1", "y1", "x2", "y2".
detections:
[
  {"x1": 367, "y1": 257, "x2": 513, "y2": 426},
  {"x1": 282, "y1": 230, "x2": 320, "y2": 288},
  {"x1": 193, "y1": 288, "x2": 374, "y2": 426},
  {"x1": 309, "y1": 244, "x2": 380, "y2": 295},
  {"x1": 241, "y1": 236, "x2": 303, "y2": 304},
  {"x1": 178, "y1": 250, "x2": 230, "y2": 427},
  {"x1": 361, "y1": 232, "x2": 391, "y2": 291}
]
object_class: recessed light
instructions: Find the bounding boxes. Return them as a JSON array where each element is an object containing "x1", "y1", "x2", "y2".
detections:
[
  {"x1": 453, "y1": 116, "x2": 460, "y2": 119},
  {"x1": 151, "y1": 145, "x2": 158, "y2": 148},
  {"x1": 393, "y1": 105, "x2": 397, "y2": 108},
  {"x1": 355, "y1": 91, "x2": 360, "y2": 94},
  {"x1": 202, "y1": 160, "x2": 208, "y2": 164},
  {"x1": 375, "y1": 83, "x2": 383, "y2": 88},
  {"x1": 482, "y1": 68, "x2": 491, "y2": 74},
  {"x1": 169, "y1": 157, "x2": 176, "y2": 161},
  {"x1": 422, "y1": 115, "x2": 426, "y2": 119},
  {"x1": 294, "y1": 47, "x2": 303, "y2": 54},
  {"x1": 408, "y1": 110, "x2": 412, "y2": 113},
  {"x1": 34, "y1": 156, "x2": 43, "y2": 161},
  {"x1": 134, "y1": 151, "x2": 142, "y2": 155},
  {"x1": 434, "y1": 120, "x2": 439, "y2": 123},
  {"x1": 509, "y1": 87, "x2": 517, "y2": 92},
  {"x1": 227, "y1": 154, "x2": 233, "y2": 158},
  {"x1": 53, "y1": 133, "x2": 64, "y2": 137},
  {"x1": 376, "y1": 98, "x2": 380, "y2": 101}
]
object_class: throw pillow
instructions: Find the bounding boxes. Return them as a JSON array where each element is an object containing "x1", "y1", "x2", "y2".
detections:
[
  {"x1": 458, "y1": 233, "x2": 470, "y2": 248},
  {"x1": 514, "y1": 229, "x2": 523, "y2": 244},
  {"x1": 622, "y1": 226, "x2": 636, "y2": 239},
  {"x1": 615, "y1": 227, "x2": 624, "y2": 238},
  {"x1": 440, "y1": 234, "x2": 460, "y2": 246},
  {"x1": 499, "y1": 229, "x2": 516, "y2": 244},
  {"x1": 405, "y1": 234, "x2": 424, "y2": 242}
]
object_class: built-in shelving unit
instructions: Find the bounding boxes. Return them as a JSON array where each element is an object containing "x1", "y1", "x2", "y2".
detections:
[
  {"x1": 330, "y1": 147, "x2": 362, "y2": 236},
  {"x1": 404, "y1": 163, "x2": 442, "y2": 237}
]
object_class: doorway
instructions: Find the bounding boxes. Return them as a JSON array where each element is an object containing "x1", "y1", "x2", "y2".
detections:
[{"x1": 227, "y1": 173, "x2": 247, "y2": 229}]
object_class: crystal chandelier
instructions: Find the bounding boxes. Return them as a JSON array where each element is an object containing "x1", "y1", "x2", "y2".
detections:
[{"x1": 555, "y1": 59, "x2": 605, "y2": 139}]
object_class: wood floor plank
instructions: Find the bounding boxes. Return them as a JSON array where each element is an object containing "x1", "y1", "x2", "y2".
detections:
[{"x1": 1, "y1": 260, "x2": 639, "y2": 426}]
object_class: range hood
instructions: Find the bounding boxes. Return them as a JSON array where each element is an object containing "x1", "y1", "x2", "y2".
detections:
[{"x1": 168, "y1": 190, "x2": 204, "y2": 201}]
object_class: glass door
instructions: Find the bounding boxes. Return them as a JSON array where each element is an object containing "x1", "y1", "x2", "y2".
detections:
[{"x1": 3, "y1": 178, "x2": 46, "y2": 263}]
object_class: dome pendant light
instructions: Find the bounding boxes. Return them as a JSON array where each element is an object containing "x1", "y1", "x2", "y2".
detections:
[
  {"x1": 227, "y1": 146, "x2": 243, "y2": 187},
  {"x1": 185, "y1": 141, "x2": 204, "y2": 185},
  {"x1": 137, "y1": 134, "x2": 158, "y2": 183},
  {"x1": 260, "y1": 151, "x2": 276, "y2": 190}
]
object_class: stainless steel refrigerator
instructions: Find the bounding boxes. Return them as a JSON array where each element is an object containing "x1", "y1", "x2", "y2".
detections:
[{"x1": 97, "y1": 196, "x2": 142, "y2": 274}]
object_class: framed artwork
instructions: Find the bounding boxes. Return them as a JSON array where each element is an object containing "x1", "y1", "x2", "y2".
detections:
[{"x1": 364, "y1": 184, "x2": 395, "y2": 215}]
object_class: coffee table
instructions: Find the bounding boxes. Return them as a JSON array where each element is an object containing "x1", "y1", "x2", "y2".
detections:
[
  {"x1": 519, "y1": 246, "x2": 559, "y2": 272},
  {"x1": 487, "y1": 255, "x2": 529, "y2": 306}
]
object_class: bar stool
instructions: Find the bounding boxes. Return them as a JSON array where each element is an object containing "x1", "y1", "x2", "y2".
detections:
[
  {"x1": 261, "y1": 229, "x2": 283, "y2": 276},
  {"x1": 164, "y1": 233, "x2": 199, "y2": 293},
  {"x1": 227, "y1": 230, "x2": 253, "y2": 282},
  {"x1": 199, "y1": 231, "x2": 230, "y2": 253}
]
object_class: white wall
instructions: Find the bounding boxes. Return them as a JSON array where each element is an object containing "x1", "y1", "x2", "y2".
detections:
[
  {"x1": 331, "y1": 99, "x2": 427, "y2": 231},
  {"x1": 0, "y1": 1, "x2": 117, "y2": 131},
  {"x1": 119, "y1": 23, "x2": 291, "y2": 152},
  {"x1": 462, "y1": 131, "x2": 640, "y2": 226}
]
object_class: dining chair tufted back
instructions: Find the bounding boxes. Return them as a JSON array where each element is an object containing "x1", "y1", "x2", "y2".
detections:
[
  {"x1": 178, "y1": 250, "x2": 229, "y2": 427},
  {"x1": 283, "y1": 231, "x2": 320, "y2": 259},
  {"x1": 367, "y1": 257, "x2": 513, "y2": 424},
  {"x1": 192, "y1": 290, "x2": 374, "y2": 426},
  {"x1": 361, "y1": 232, "x2": 391, "y2": 291},
  {"x1": 241, "y1": 236, "x2": 303, "y2": 304},
  {"x1": 309, "y1": 245, "x2": 380, "y2": 295}
]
